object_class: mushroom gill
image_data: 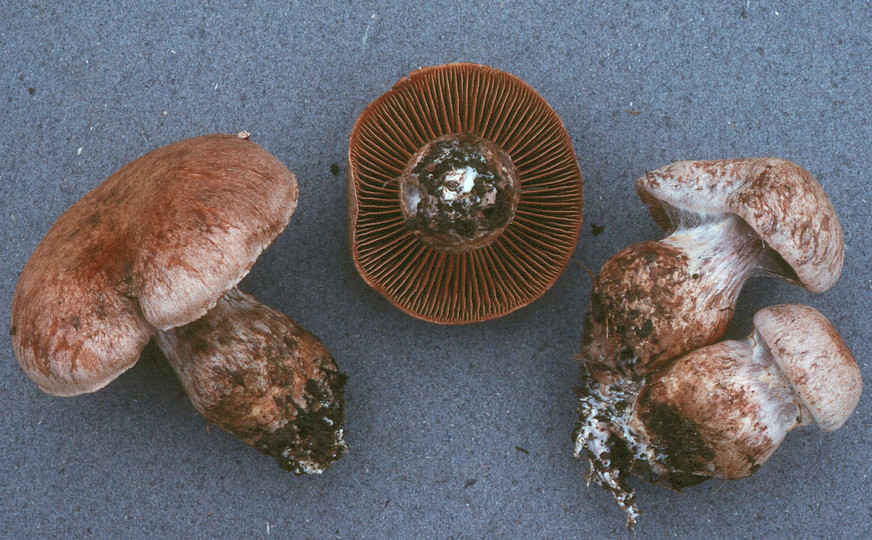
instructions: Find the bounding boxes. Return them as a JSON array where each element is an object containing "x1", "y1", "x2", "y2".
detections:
[{"x1": 348, "y1": 63, "x2": 584, "y2": 324}]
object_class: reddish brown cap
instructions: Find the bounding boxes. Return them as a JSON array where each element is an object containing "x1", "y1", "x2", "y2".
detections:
[
  {"x1": 11, "y1": 133, "x2": 298, "y2": 396},
  {"x1": 348, "y1": 63, "x2": 584, "y2": 324},
  {"x1": 753, "y1": 304, "x2": 862, "y2": 431},
  {"x1": 636, "y1": 158, "x2": 844, "y2": 293}
]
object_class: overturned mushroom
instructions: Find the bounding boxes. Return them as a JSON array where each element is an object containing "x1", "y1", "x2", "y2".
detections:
[
  {"x1": 583, "y1": 158, "x2": 843, "y2": 380},
  {"x1": 11, "y1": 133, "x2": 347, "y2": 474},
  {"x1": 574, "y1": 304, "x2": 861, "y2": 526},
  {"x1": 348, "y1": 63, "x2": 584, "y2": 324}
]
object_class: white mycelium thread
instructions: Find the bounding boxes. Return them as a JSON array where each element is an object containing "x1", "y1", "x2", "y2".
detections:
[
  {"x1": 436, "y1": 166, "x2": 478, "y2": 202},
  {"x1": 573, "y1": 367, "x2": 647, "y2": 528}
]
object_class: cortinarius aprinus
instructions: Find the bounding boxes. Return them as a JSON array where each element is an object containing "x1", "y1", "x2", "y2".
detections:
[
  {"x1": 11, "y1": 133, "x2": 347, "y2": 474},
  {"x1": 574, "y1": 158, "x2": 850, "y2": 527},
  {"x1": 583, "y1": 158, "x2": 843, "y2": 380},
  {"x1": 348, "y1": 63, "x2": 584, "y2": 324},
  {"x1": 574, "y1": 304, "x2": 861, "y2": 526}
]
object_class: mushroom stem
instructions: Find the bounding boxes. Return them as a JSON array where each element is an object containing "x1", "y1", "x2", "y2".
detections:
[
  {"x1": 154, "y1": 288, "x2": 347, "y2": 475},
  {"x1": 582, "y1": 213, "x2": 767, "y2": 380},
  {"x1": 398, "y1": 132, "x2": 521, "y2": 253},
  {"x1": 661, "y1": 213, "x2": 768, "y2": 302}
]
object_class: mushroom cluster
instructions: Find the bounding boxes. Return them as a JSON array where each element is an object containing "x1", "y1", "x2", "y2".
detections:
[
  {"x1": 11, "y1": 133, "x2": 347, "y2": 475},
  {"x1": 348, "y1": 63, "x2": 584, "y2": 324},
  {"x1": 572, "y1": 158, "x2": 861, "y2": 526}
]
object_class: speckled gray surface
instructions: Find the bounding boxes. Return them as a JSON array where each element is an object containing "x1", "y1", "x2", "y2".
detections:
[{"x1": 2, "y1": 2, "x2": 870, "y2": 538}]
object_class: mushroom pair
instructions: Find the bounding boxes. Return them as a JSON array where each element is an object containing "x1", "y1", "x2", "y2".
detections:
[
  {"x1": 572, "y1": 158, "x2": 861, "y2": 526},
  {"x1": 11, "y1": 133, "x2": 347, "y2": 474}
]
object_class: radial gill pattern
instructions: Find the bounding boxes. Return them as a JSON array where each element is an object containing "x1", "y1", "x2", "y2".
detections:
[{"x1": 348, "y1": 63, "x2": 584, "y2": 324}]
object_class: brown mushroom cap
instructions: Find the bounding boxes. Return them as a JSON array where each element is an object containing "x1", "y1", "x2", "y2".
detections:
[
  {"x1": 348, "y1": 63, "x2": 584, "y2": 324},
  {"x1": 11, "y1": 133, "x2": 298, "y2": 396},
  {"x1": 753, "y1": 304, "x2": 862, "y2": 431},
  {"x1": 636, "y1": 158, "x2": 844, "y2": 293}
]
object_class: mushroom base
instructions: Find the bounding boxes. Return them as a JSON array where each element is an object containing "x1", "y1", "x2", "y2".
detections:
[
  {"x1": 573, "y1": 362, "x2": 718, "y2": 528},
  {"x1": 572, "y1": 366, "x2": 645, "y2": 528},
  {"x1": 252, "y1": 367, "x2": 348, "y2": 474},
  {"x1": 155, "y1": 288, "x2": 348, "y2": 475}
]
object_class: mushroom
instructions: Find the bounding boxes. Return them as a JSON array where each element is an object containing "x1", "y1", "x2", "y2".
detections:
[
  {"x1": 631, "y1": 304, "x2": 862, "y2": 483},
  {"x1": 11, "y1": 133, "x2": 347, "y2": 474},
  {"x1": 582, "y1": 158, "x2": 844, "y2": 380},
  {"x1": 348, "y1": 63, "x2": 584, "y2": 324},
  {"x1": 575, "y1": 304, "x2": 861, "y2": 527}
]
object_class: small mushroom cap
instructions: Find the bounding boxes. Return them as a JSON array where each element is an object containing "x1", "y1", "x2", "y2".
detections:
[
  {"x1": 348, "y1": 63, "x2": 583, "y2": 324},
  {"x1": 12, "y1": 133, "x2": 297, "y2": 396},
  {"x1": 636, "y1": 158, "x2": 844, "y2": 293},
  {"x1": 753, "y1": 304, "x2": 862, "y2": 431}
]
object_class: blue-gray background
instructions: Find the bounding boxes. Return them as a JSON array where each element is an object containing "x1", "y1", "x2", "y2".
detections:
[{"x1": 2, "y1": 2, "x2": 870, "y2": 538}]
